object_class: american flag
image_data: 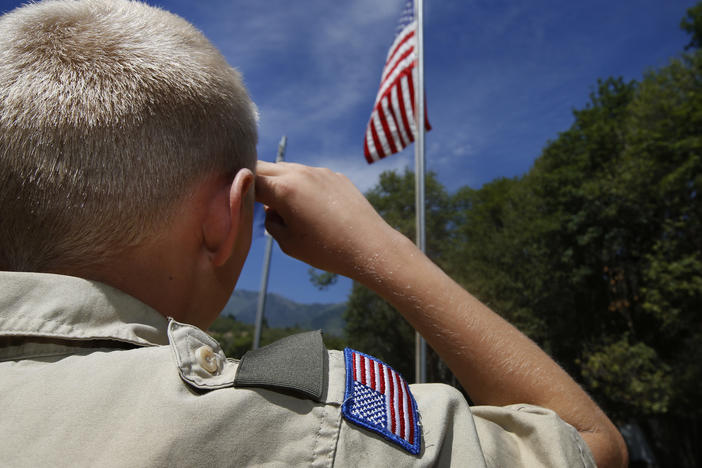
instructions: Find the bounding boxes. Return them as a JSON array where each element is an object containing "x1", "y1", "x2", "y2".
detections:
[
  {"x1": 342, "y1": 348, "x2": 421, "y2": 455},
  {"x1": 364, "y1": 1, "x2": 430, "y2": 164}
]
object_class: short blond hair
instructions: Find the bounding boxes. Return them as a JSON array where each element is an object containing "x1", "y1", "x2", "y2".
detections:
[{"x1": 0, "y1": 0, "x2": 257, "y2": 272}]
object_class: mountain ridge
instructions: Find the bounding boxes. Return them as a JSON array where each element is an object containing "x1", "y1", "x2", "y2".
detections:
[{"x1": 220, "y1": 289, "x2": 346, "y2": 336}]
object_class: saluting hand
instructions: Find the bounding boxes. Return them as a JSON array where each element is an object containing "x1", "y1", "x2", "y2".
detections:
[{"x1": 254, "y1": 161, "x2": 404, "y2": 280}]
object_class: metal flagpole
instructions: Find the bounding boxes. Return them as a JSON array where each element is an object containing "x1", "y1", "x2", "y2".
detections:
[
  {"x1": 413, "y1": 0, "x2": 427, "y2": 384},
  {"x1": 253, "y1": 135, "x2": 287, "y2": 350}
]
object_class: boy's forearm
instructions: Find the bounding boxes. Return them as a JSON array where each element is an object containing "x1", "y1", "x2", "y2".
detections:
[{"x1": 355, "y1": 231, "x2": 627, "y2": 467}]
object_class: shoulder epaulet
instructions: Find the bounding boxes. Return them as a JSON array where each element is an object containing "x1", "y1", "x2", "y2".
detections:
[
  {"x1": 342, "y1": 348, "x2": 421, "y2": 455},
  {"x1": 168, "y1": 318, "x2": 325, "y2": 400},
  {"x1": 234, "y1": 330, "x2": 325, "y2": 401}
]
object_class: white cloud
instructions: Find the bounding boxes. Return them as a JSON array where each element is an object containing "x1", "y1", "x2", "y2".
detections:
[
  {"x1": 193, "y1": 1, "x2": 411, "y2": 178},
  {"x1": 313, "y1": 150, "x2": 413, "y2": 193},
  {"x1": 452, "y1": 143, "x2": 474, "y2": 157}
]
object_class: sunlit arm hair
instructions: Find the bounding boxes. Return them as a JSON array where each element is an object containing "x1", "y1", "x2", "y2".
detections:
[{"x1": 0, "y1": 0, "x2": 258, "y2": 272}]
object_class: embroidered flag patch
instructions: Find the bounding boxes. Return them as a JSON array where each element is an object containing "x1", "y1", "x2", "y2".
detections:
[{"x1": 342, "y1": 348, "x2": 421, "y2": 455}]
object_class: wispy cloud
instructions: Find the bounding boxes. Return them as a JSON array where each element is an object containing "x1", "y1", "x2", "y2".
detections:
[
  {"x1": 185, "y1": 1, "x2": 406, "y2": 181},
  {"x1": 314, "y1": 150, "x2": 413, "y2": 194}
]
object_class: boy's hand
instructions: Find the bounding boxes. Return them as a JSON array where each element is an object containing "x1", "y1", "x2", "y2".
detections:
[{"x1": 255, "y1": 161, "x2": 401, "y2": 279}]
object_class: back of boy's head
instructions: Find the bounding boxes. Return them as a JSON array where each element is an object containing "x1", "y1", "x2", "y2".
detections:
[{"x1": 0, "y1": 0, "x2": 258, "y2": 272}]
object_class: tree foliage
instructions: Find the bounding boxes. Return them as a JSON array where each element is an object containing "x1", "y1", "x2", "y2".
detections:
[
  {"x1": 681, "y1": 2, "x2": 702, "y2": 50},
  {"x1": 208, "y1": 316, "x2": 347, "y2": 358},
  {"x1": 342, "y1": 170, "x2": 457, "y2": 383}
]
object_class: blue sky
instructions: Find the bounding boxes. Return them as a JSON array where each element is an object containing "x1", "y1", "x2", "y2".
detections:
[{"x1": 1, "y1": 0, "x2": 698, "y2": 307}]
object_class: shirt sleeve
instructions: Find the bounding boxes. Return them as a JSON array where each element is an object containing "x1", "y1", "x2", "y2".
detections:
[{"x1": 471, "y1": 404, "x2": 597, "y2": 468}]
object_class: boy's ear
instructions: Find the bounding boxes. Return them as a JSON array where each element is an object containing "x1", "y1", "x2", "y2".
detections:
[{"x1": 203, "y1": 169, "x2": 255, "y2": 267}]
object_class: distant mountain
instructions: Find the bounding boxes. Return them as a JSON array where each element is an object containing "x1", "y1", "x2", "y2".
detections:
[{"x1": 220, "y1": 290, "x2": 346, "y2": 336}]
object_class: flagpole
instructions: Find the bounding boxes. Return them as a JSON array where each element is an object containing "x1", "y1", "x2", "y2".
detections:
[
  {"x1": 414, "y1": 0, "x2": 427, "y2": 384},
  {"x1": 253, "y1": 135, "x2": 287, "y2": 350}
]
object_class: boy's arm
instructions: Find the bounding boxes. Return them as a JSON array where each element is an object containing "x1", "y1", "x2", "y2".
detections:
[{"x1": 255, "y1": 161, "x2": 627, "y2": 468}]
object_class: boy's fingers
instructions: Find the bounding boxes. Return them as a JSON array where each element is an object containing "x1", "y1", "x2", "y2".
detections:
[
  {"x1": 254, "y1": 174, "x2": 276, "y2": 206},
  {"x1": 263, "y1": 209, "x2": 285, "y2": 234},
  {"x1": 256, "y1": 160, "x2": 281, "y2": 176},
  {"x1": 256, "y1": 160, "x2": 302, "y2": 176}
]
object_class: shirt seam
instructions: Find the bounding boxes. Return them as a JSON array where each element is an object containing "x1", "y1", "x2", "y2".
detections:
[
  {"x1": 0, "y1": 346, "x2": 124, "y2": 362},
  {"x1": 0, "y1": 324, "x2": 157, "y2": 347},
  {"x1": 329, "y1": 408, "x2": 342, "y2": 468},
  {"x1": 311, "y1": 405, "x2": 326, "y2": 467}
]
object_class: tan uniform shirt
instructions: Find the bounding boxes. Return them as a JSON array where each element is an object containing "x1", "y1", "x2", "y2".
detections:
[{"x1": 0, "y1": 272, "x2": 595, "y2": 467}]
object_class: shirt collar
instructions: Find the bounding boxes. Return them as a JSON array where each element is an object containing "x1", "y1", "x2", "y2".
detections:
[{"x1": 0, "y1": 271, "x2": 169, "y2": 347}]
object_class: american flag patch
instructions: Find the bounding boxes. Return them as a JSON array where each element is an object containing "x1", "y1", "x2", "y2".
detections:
[{"x1": 342, "y1": 348, "x2": 421, "y2": 455}]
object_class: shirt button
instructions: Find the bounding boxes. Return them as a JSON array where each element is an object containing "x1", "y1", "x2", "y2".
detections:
[{"x1": 196, "y1": 345, "x2": 219, "y2": 373}]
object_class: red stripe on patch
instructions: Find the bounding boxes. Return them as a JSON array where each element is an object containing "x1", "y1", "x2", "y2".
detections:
[
  {"x1": 389, "y1": 368, "x2": 397, "y2": 435},
  {"x1": 406, "y1": 381, "x2": 415, "y2": 444}
]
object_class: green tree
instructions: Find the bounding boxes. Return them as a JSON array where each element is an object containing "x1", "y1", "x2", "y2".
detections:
[
  {"x1": 209, "y1": 315, "x2": 255, "y2": 358},
  {"x1": 342, "y1": 170, "x2": 458, "y2": 383},
  {"x1": 449, "y1": 177, "x2": 552, "y2": 344},
  {"x1": 451, "y1": 78, "x2": 641, "y2": 368},
  {"x1": 343, "y1": 281, "x2": 416, "y2": 377},
  {"x1": 681, "y1": 2, "x2": 702, "y2": 50},
  {"x1": 455, "y1": 30, "x2": 702, "y2": 466},
  {"x1": 578, "y1": 337, "x2": 673, "y2": 417},
  {"x1": 209, "y1": 316, "x2": 347, "y2": 358},
  {"x1": 624, "y1": 47, "x2": 702, "y2": 422}
]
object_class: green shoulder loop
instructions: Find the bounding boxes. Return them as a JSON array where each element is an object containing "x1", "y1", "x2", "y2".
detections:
[{"x1": 234, "y1": 330, "x2": 326, "y2": 401}]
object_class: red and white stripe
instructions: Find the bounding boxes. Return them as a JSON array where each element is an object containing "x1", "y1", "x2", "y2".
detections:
[
  {"x1": 352, "y1": 352, "x2": 415, "y2": 444},
  {"x1": 364, "y1": 19, "x2": 430, "y2": 164}
]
